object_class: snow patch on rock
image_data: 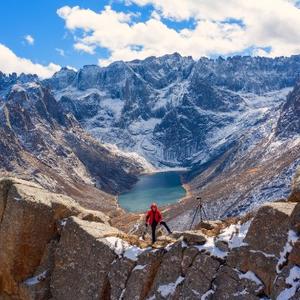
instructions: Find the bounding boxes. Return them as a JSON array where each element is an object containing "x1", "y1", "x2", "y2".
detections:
[
  {"x1": 157, "y1": 276, "x2": 184, "y2": 297},
  {"x1": 23, "y1": 270, "x2": 48, "y2": 286},
  {"x1": 277, "y1": 230, "x2": 299, "y2": 273},
  {"x1": 277, "y1": 266, "x2": 300, "y2": 300},
  {"x1": 103, "y1": 236, "x2": 144, "y2": 261}
]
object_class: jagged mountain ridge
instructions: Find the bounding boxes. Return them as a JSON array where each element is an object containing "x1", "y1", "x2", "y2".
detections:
[{"x1": 44, "y1": 53, "x2": 300, "y2": 167}]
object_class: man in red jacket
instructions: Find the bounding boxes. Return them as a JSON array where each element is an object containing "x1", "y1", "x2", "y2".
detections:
[{"x1": 145, "y1": 203, "x2": 172, "y2": 244}]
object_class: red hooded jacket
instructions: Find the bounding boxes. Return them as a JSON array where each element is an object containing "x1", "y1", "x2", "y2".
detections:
[{"x1": 146, "y1": 204, "x2": 163, "y2": 225}]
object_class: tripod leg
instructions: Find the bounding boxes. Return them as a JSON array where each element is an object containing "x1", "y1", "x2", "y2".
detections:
[
  {"x1": 202, "y1": 207, "x2": 208, "y2": 220},
  {"x1": 189, "y1": 205, "x2": 199, "y2": 230},
  {"x1": 189, "y1": 204, "x2": 201, "y2": 230}
]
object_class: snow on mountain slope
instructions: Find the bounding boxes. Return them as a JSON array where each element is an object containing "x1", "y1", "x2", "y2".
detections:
[
  {"x1": 50, "y1": 83, "x2": 291, "y2": 168},
  {"x1": 44, "y1": 54, "x2": 300, "y2": 169},
  {"x1": 0, "y1": 81, "x2": 151, "y2": 215},
  {"x1": 190, "y1": 88, "x2": 292, "y2": 166},
  {"x1": 276, "y1": 81, "x2": 300, "y2": 138}
]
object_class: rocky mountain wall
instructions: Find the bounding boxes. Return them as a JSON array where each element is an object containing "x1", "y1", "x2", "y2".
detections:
[{"x1": 0, "y1": 82, "x2": 152, "y2": 215}]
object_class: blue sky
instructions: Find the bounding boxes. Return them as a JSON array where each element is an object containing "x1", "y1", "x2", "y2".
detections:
[
  {"x1": 0, "y1": 0, "x2": 300, "y2": 78},
  {"x1": 0, "y1": 1, "x2": 114, "y2": 68}
]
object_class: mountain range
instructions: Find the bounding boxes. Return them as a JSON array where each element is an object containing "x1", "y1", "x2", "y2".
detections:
[{"x1": 0, "y1": 53, "x2": 300, "y2": 220}]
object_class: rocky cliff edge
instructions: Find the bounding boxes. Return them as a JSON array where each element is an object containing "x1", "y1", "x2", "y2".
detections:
[{"x1": 0, "y1": 173, "x2": 299, "y2": 300}]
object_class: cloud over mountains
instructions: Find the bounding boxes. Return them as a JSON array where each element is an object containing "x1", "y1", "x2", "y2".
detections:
[{"x1": 58, "y1": 0, "x2": 300, "y2": 66}]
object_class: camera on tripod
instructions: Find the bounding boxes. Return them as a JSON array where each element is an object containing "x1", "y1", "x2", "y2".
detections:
[
  {"x1": 196, "y1": 197, "x2": 203, "y2": 207},
  {"x1": 189, "y1": 196, "x2": 208, "y2": 230}
]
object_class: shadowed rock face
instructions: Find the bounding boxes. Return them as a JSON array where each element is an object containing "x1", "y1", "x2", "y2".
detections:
[
  {"x1": 51, "y1": 217, "x2": 120, "y2": 300},
  {"x1": 227, "y1": 202, "x2": 298, "y2": 295},
  {"x1": 0, "y1": 176, "x2": 299, "y2": 300},
  {"x1": 276, "y1": 82, "x2": 300, "y2": 138}
]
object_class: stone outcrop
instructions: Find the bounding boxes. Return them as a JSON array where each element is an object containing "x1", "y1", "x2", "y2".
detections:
[
  {"x1": 0, "y1": 177, "x2": 109, "y2": 299},
  {"x1": 213, "y1": 266, "x2": 263, "y2": 300},
  {"x1": 0, "y1": 176, "x2": 300, "y2": 300},
  {"x1": 244, "y1": 202, "x2": 297, "y2": 256},
  {"x1": 51, "y1": 217, "x2": 120, "y2": 300},
  {"x1": 226, "y1": 202, "x2": 300, "y2": 296},
  {"x1": 178, "y1": 252, "x2": 220, "y2": 299},
  {"x1": 181, "y1": 231, "x2": 207, "y2": 246}
]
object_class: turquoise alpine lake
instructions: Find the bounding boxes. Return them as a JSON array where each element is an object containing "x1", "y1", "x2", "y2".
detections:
[{"x1": 118, "y1": 171, "x2": 186, "y2": 212}]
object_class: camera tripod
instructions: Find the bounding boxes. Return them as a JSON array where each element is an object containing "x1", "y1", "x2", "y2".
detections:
[{"x1": 189, "y1": 197, "x2": 208, "y2": 230}]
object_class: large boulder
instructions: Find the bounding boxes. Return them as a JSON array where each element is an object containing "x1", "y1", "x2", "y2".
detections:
[
  {"x1": 289, "y1": 167, "x2": 300, "y2": 202},
  {"x1": 227, "y1": 201, "x2": 299, "y2": 295},
  {"x1": 213, "y1": 266, "x2": 262, "y2": 300},
  {"x1": 244, "y1": 202, "x2": 297, "y2": 257},
  {"x1": 178, "y1": 253, "x2": 220, "y2": 299},
  {"x1": 146, "y1": 241, "x2": 184, "y2": 299},
  {"x1": 182, "y1": 231, "x2": 207, "y2": 246},
  {"x1": 51, "y1": 217, "x2": 121, "y2": 300},
  {"x1": 122, "y1": 249, "x2": 165, "y2": 300},
  {"x1": 0, "y1": 177, "x2": 109, "y2": 299}
]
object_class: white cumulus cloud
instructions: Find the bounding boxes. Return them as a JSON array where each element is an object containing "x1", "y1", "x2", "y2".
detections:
[
  {"x1": 57, "y1": 1, "x2": 300, "y2": 66},
  {"x1": 0, "y1": 43, "x2": 61, "y2": 78},
  {"x1": 74, "y1": 42, "x2": 96, "y2": 54},
  {"x1": 24, "y1": 34, "x2": 35, "y2": 45}
]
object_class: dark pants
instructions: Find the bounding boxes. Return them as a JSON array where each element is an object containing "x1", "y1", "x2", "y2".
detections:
[{"x1": 151, "y1": 221, "x2": 172, "y2": 244}]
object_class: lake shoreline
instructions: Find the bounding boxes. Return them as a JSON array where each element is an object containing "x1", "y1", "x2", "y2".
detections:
[{"x1": 180, "y1": 182, "x2": 192, "y2": 203}]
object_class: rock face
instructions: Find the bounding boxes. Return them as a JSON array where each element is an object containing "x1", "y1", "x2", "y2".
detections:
[
  {"x1": 276, "y1": 82, "x2": 300, "y2": 138},
  {"x1": 289, "y1": 167, "x2": 300, "y2": 202},
  {"x1": 51, "y1": 217, "x2": 120, "y2": 300},
  {"x1": 1, "y1": 176, "x2": 299, "y2": 300},
  {"x1": 0, "y1": 177, "x2": 109, "y2": 298},
  {"x1": 227, "y1": 202, "x2": 299, "y2": 295},
  {"x1": 178, "y1": 252, "x2": 220, "y2": 299}
]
